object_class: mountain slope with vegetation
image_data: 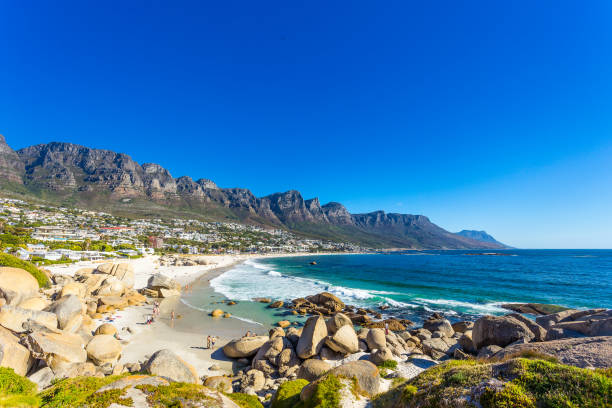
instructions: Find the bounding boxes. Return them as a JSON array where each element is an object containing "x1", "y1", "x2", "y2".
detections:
[{"x1": 0, "y1": 135, "x2": 507, "y2": 249}]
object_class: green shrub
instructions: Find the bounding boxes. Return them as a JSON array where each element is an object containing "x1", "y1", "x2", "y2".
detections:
[
  {"x1": 480, "y1": 383, "x2": 535, "y2": 408},
  {"x1": 377, "y1": 360, "x2": 398, "y2": 370},
  {"x1": 39, "y1": 375, "x2": 127, "y2": 407},
  {"x1": 0, "y1": 367, "x2": 39, "y2": 407},
  {"x1": 136, "y1": 382, "x2": 217, "y2": 406},
  {"x1": 506, "y1": 358, "x2": 612, "y2": 408},
  {"x1": 301, "y1": 375, "x2": 343, "y2": 408},
  {"x1": 271, "y1": 379, "x2": 309, "y2": 408},
  {"x1": 228, "y1": 392, "x2": 264, "y2": 408},
  {"x1": 371, "y1": 358, "x2": 612, "y2": 408},
  {"x1": 0, "y1": 253, "x2": 49, "y2": 287}
]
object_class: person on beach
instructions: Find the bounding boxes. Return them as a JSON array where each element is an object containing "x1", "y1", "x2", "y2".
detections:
[
  {"x1": 206, "y1": 335, "x2": 211, "y2": 349},
  {"x1": 171, "y1": 311, "x2": 175, "y2": 321},
  {"x1": 211, "y1": 336, "x2": 217, "y2": 349},
  {"x1": 244, "y1": 330, "x2": 251, "y2": 338},
  {"x1": 385, "y1": 322, "x2": 389, "y2": 335}
]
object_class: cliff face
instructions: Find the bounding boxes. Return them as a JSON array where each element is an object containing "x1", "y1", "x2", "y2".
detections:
[
  {"x1": 2, "y1": 136, "x2": 507, "y2": 249},
  {"x1": 0, "y1": 135, "x2": 25, "y2": 183}
]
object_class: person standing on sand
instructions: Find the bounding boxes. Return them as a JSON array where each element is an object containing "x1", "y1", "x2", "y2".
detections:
[
  {"x1": 211, "y1": 336, "x2": 217, "y2": 349},
  {"x1": 385, "y1": 322, "x2": 389, "y2": 335},
  {"x1": 206, "y1": 335, "x2": 211, "y2": 349},
  {"x1": 171, "y1": 311, "x2": 175, "y2": 321}
]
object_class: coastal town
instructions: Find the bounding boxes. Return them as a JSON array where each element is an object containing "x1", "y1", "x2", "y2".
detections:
[{"x1": 0, "y1": 197, "x2": 366, "y2": 264}]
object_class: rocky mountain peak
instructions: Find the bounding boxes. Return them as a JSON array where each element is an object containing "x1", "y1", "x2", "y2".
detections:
[{"x1": 0, "y1": 134, "x2": 25, "y2": 183}]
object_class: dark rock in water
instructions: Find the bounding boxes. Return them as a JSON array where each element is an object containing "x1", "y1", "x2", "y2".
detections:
[
  {"x1": 268, "y1": 300, "x2": 284, "y2": 309},
  {"x1": 309, "y1": 261, "x2": 317, "y2": 265},
  {"x1": 364, "y1": 318, "x2": 412, "y2": 331},
  {"x1": 501, "y1": 303, "x2": 571, "y2": 316}
]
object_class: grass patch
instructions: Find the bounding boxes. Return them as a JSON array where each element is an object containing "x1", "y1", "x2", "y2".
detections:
[
  {"x1": 377, "y1": 360, "x2": 398, "y2": 370},
  {"x1": 301, "y1": 374, "x2": 343, "y2": 408},
  {"x1": 0, "y1": 367, "x2": 39, "y2": 407},
  {"x1": 39, "y1": 375, "x2": 128, "y2": 407},
  {"x1": 372, "y1": 358, "x2": 612, "y2": 408},
  {"x1": 493, "y1": 349, "x2": 558, "y2": 363},
  {"x1": 136, "y1": 383, "x2": 216, "y2": 407},
  {"x1": 271, "y1": 379, "x2": 309, "y2": 408},
  {"x1": 0, "y1": 253, "x2": 49, "y2": 287},
  {"x1": 228, "y1": 392, "x2": 264, "y2": 408},
  {"x1": 494, "y1": 358, "x2": 612, "y2": 408}
]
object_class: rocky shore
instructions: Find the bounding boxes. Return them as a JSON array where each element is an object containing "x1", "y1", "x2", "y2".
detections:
[{"x1": 0, "y1": 257, "x2": 610, "y2": 407}]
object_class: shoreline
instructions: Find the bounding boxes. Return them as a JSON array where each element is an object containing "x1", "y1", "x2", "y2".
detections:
[{"x1": 45, "y1": 252, "x2": 356, "y2": 378}]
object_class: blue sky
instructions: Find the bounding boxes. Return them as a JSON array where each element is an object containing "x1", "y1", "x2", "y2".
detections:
[{"x1": 1, "y1": 1, "x2": 611, "y2": 248}]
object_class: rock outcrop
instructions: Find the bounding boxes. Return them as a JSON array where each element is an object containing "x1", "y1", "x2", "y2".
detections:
[
  {"x1": 472, "y1": 315, "x2": 535, "y2": 349},
  {"x1": 0, "y1": 267, "x2": 39, "y2": 305},
  {"x1": 223, "y1": 336, "x2": 269, "y2": 358},
  {"x1": 144, "y1": 349, "x2": 198, "y2": 383},
  {"x1": 0, "y1": 326, "x2": 33, "y2": 375},
  {"x1": 296, "y1": 316, "x2": 328, "y2": 359}
]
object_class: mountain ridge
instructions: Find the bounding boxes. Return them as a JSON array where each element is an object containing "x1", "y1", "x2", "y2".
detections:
[
  {"x1": 0, "y1": 135, "x2": 508, "y2": 249},
  {"x1": 456, "y1": 229, "x2": 510, "y2": 248}
]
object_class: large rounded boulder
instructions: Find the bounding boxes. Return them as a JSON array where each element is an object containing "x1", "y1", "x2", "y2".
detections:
[
  {"x1": 366, "y1": 328, "x2": 387, "y2": 350},
  {"x1": 0, "y1": 326, "x2": 33, "y2": 376},
  {"x1": 423, "y1": 318, "x2": 454, "y2": 337},
  {"x1": 144, "y1": 349, "x2": 198, "y2": 383},
  {"x1": 296, "y1": 359, "x2": 332, "y2": 381},
  {"x1": 86, "y1": 334, "x2": 122, "y2": 366},
  {"x1": 296, "y1": 316, "x2": 328, "y2": 359},
  {"x1": 0, "y1": 267, "x2": 39, "y2": 306},
  {"x1": 472, "y1": 315, "x2": 535, "y2": 349},
  {"x1": 300, "y1": 360, "x2": 380, "y2": 402},
  {"x1": 45, "y1": 294, "x2": 83, "y2": 330},
  {"x1": 325, "y1": 324, "x2": 359, "y2": 354},
  {"x1": 223, "y1": 336, "x2": 269, "y2": 358}
]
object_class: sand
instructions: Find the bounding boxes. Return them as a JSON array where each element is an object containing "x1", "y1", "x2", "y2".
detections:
[{"x1": 45, "y1": 253, "x2": 341, "y2": 378}]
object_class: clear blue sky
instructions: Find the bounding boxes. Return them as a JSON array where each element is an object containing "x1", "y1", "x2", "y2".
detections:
[{"x1": 1, "y1": 1, "x2": 611, "y2": 248}]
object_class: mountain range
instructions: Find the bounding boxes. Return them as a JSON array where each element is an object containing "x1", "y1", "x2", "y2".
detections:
[{"x1": 0, "y1": 135, "x2": 508, "y2": 249}]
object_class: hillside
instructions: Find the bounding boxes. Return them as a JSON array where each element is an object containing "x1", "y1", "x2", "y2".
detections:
[
  {"x1": 456, "y1": 229, "x2": 510, "y2": 248},
  {"x1": 0, "y1": 135, "x2": 507, "y2": 249}
]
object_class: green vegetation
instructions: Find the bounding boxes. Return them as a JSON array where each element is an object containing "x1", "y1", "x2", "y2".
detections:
[
  {"x1": 0, "y1": 367, "x2": 39, "y2": 407},
  {"x1": 377, "y1": 360, "x2": 398, "y2": 377},
  {"x1": 227, "y1": 392, "x2": 264, "y2": 408},
  {"x1": 39, "y1": 375, "x2": 129, "y2": 408},
  {"x1": 0, "y1": 253, "x2": 49, "y2": 287},
  {"x1": 301, "y1": 375, "x2": 343, "y2": 408},
  {"x1": 378, "y1": 360, "x2": 398, "y2": 370},
  {"x1": 271, "y1": 379, "x2": 309, "y2": 408},
  {"x1": 372, "y1": 357, "x2": 612, "y2": 408},
  {"x1": 136, "y1": 382, "x2": 217, "y2": 407}
]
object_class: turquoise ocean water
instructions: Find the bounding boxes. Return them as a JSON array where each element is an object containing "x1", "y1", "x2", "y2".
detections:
[{"x1": 182, "y1": 250, "x2": 612, "y2": 328}]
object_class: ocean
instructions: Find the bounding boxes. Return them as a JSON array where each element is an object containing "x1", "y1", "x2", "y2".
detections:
[{"x1": 183, "y1": 250, "x2": 612, "y2": 328}]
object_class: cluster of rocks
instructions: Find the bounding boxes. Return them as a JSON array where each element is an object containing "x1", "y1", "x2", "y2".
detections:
[
  {"x1": 158, "y1": 255, "x2": 210, "y2": 267},
  {"x1": 220, "y1": 311, "x2": 426, "y2": 402},
  {"x1": 0, "y1": 263, "x2": 148, "y2": 390},
  {"x1": 416, "y1": 309, "x2": 612, "y2": 365},
  {"x1": 274, "y1": 292, "x2": 411, "y2": 330},
  {"x1": 216, "y1": 299, "x2": 612, "y2": 404}
]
